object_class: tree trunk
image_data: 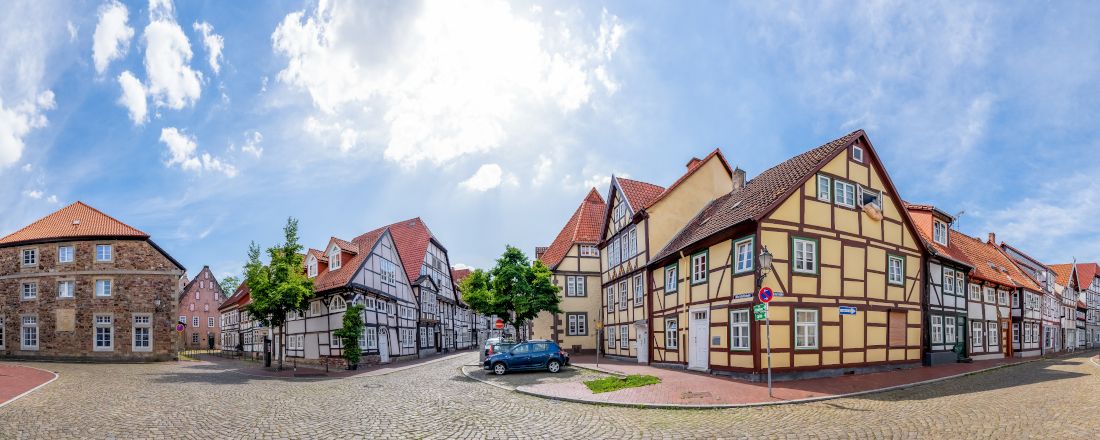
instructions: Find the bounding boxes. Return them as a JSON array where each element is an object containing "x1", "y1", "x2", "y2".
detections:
[
  {"x1": 278, "y1": 323, "x2": 286, "y2": 371},
  {"x1": 513, "y1": 322, "x2": 524, "y2": 342}
]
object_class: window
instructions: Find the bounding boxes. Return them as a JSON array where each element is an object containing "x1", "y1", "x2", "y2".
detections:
[
  {"x1": 606, "y1": 287, "x2": 615, "y2": 312},
  {"x1": 21, "y1": 316, "x2": 38, "y2": 350},
  {"x1": 983, "y1": 287, "x2": 996, "y2": 303},
  {"x1": 401, "y1": 329, "x2": 415, "y2": 348},
  {"x1": 816, "y1": 174, "x2": 831, "y2": 201},
  {"x1": 626, "y1": 227, "x2": 638, "y2": 260},
  {"x1": 179, "y1": 315, "x2": 187, "y2": 324},
  {"x1": 329, "y1": 246, "x2": 341, "y2": 270},
  {"x1": 58, "y1": 245, "x2": 74, "y2": 263},
  {"x1": 606, "y1": 326, "x2": 616, "y2": 348},
  {"x1": 956, "y1": 275, "x2": 964, "y2": 296},
  {"x1": 307, "y1": 256, "x2": 317, "y2": 277},
  {"x1": 95, "y1": 279, "x2": 112, "y2": 297},
  {"x1": 619, "y1": 326, "x2": 629, "y2": 349},
  {"x1": 665, "y1": 319, "x2": 678, "y2": 349},
  {"x1": 208, "y1": 317, "x2": 215, "y2": 328},
  {"x1": 888, "y1": 255, "x2": 905, "y2": 285},
  {"x1": 567, "y1": 313, "x2": 587, "y2": 336},
  {"x1": 580, "y1": 245, "x2": 599, "y2": 257},
  {"x1": 944, "y1": 316, "x2": 956, "y2": 344},
  {"x1": 331, "y1": 332, "x2": 344, "y2": 349},
  {"x1": 380, "y1": 259, "x2": 398, "y2": 285},
  {"x1": 192, "y1": 316, "x2": 200, "y2": 327},
  {"x1": 734, "y1": 236, "x2": 754, "y2": 273},
  {"x1": 972, "y1": 321, "x2": 983, "y2": 349},
  {"x1": 665, "y1": 264, "x2": 678, "y2": 293},
  {"x1": 310, "y1": 301, "x2": 322, "y2": 316},
  {"x1": 794, "y1": 309, "x2": 819, "y2": 349},
  {"x1": 1012, "y1": 323, "x2": 1020, "y2": 343},
  {"x1": 609, "y1": 237, "x2": 620, "y2": 267},
  {"x1": 943, "y1": 269, "x2": 955, "y2": 294},
  {"x1": 931, "y1": 315, "x2": 943, "y2": 344},
  {"x1": 566, "y1": 276, "x2": 585, "y2": 297},
  {"x1": 22, "y1": 282, "x2": 37, "y2": 300},
  {"x1": 969, "y1": 284, "x2": 981, "y2": 301},
  {"x1": 331, "y1": 296, "x2": 347, "y2": 312},
  {"x1": 95, "y1": 244, "x2": 112, "y2": 262},
  {"x1": 94, "y1": 314, "x2": 114, "y2": 351},
  {"x1": 852, "y1": 145, "x2": 864, "y2": 162},
  {"x1": 633, "y1": 275, "x2": 643, "y2": 304},
  {"x1": 730, "y1": 309, "x2": 750, "y2": 351},
  {"x1": 22, "y1": 248, "x2": 37, "y2": 266},
  {"x1": 792, "y1": 238, "x2": 818, "y2": 274},
  {"x1": 834, "y1": 181, "x2": 856, "y2": 208},
  {"x1": 691, "y1": 251, "x2": 708, "y2": 284},
  {"x1": 987, "y1": 322, "x2": 998, "y2": 347},
  {"x1": 361, "y1": 327, "x2": 377, "y2": 349},
  {"x1": 858, "y1": 186, "x2": 882, "y2": 210},
  {"x1": 1044, "y1": 326, "x2": 1053, "y2": 349},
  {"x1": 933, "y1": 220, "x2": 948, "y2": 245},
  {"x1": 998, "y1": 291, "x2": 1009, "y2": 306},
  {"x1": 133, "y1": 314, "x2": 152, "y2": 351},
  {"x1": 618, "y1": 280, "x2": 628, "y2": 310}
]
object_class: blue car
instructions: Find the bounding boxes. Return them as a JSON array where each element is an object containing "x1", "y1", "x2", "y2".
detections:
[{"x1": 483, "y1": 340, "x2": 570, "y2": 375}]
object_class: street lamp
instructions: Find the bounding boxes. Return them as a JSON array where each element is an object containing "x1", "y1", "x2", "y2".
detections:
[
  {"x1": 757, "y1": 245, "x2": 775, "y2": 398},
  {"x1": 758, "y1": 246, "x2": 774, "y2": 287}
]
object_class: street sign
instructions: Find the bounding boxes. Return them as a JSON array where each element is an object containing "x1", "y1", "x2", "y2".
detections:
[
  {"x1": 758, "y1": 287, "x2": 774, "y2": 303},
  {"x1": 753, "y1": 303, "x2": 768, "y2": 321},
  {"x1": 494, "y1": 318, "x2": 504, "y2": 329},
  {"x1": 839, "y1": 306, "x2": 857, "y2": 316},
  {"x1": 175, "y1": 323, "x2": 185, "y2": 333}
]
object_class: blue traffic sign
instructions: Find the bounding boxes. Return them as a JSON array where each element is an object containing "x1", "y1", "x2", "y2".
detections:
[
  {"x1": 758, "y1": 287, "x2": 774, "y2": 303},
  {"x1": 839, "y1": 306, "x2": 857, "y2": 315}
]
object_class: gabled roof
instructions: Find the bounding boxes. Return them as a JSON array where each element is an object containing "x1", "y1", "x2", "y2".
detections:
[
  {"x1": 1000, "y1": 242, "x2": 1054, "y2": 273},
  {"x1": 329, "y1": 237, "x2": 359, "y2": 254},
  {"x1": 904, "y1": 203, "x2": 972, "y2": 269},
  {"x1": 1075, "y1": 262, "x2": 1100, "y2": 285},
  {"x1": 616, "y1": 177, "x2": 666, "y2": 213},
  {"x1": 312, "y1": 227, "x2": 386, "y2": 292},
  {"x1": 1049, "y1": 263, "x2": 1079, "y2": 289},
  {"x1": 953, "y1": 232, "x2": 1042, "y2": 291},
  {"x1": 218, "y1": 283, "x2": 251, "y2": 312},
  {"x1": 451, "y1": 268, "x2": 472, "y2": 286},
  {"x1": 539, "y1": 188, "x2": 606, "y2": 269},
  {"x1": 653, "y1": 130, "x2": 867, "y2": 262},
  {"x1": 0, "y1": 201, "x2": 148, "y2": 246},
  {"x1": 388, "y1": 217, "x2": 436, "y2": 284},
  {"x1": 306, "y1": 248, "x2": 328, "y2": 263},
  {"x1": 178, "y1": 265, "x2": 225, "y2": 302},
  {"x1": 645, "y1": 148, "x2": 733, "y2": 209}
]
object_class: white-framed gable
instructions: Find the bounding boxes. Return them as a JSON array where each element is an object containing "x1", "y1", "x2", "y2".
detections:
[
  {"x1": 422, "y1": 239, "x2": 457, "y2": 302},
  {"x1": 349, "y1": 229, "x2": 417, "y2": 306},
  {"x1": 603, "y1": 177, "x2": 636, "y2": 240}
]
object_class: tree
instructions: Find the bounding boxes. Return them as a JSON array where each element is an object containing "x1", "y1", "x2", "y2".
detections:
[
  {"x1": 244, "y1": 217, "x2": 315, "y2": 370},
  {"x1": 459, "y1": 245, "x2": 561, "y2": 339},
  {"x1": 219, "y1": 275, "x2": 241, "y2": 299},
  {"x1": 333, "y1": 304, "x2": 365, "y2": 368}
]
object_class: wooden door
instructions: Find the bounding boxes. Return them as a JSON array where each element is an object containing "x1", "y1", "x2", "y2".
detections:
[{"x1": 1001, "y1": 318, "x2": 1012, "y2": 357}]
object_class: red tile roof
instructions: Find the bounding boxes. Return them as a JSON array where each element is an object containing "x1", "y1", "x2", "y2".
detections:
[
  {"x1": 952, "y1": 232, "x2": 1042, "y2": 291},
  {"x1": 0, "y1": 201, "x2": 148, "y2": 246},
  {"x1": 451, "y1": 268, "x2": 472, "y2": 286},
  {"x1": 654, "y1": 130, "x2": 866, "y2": 262},
  {"x1": 1076, "y1": 262, "x2": 1100, "y2": 285},
  {"x1": 1049, "y1": 264, "x2": 1077, "y2": 288},
  {"x1": 539, "y1": 188, "x2": 606, "y2": 269},
  {"x1": 617, "y1": 177, "x2": 666, "y2": 212},
  {"x1": 905, "y1": 204, "x2": 971, "y2": 268},
  {"x1": 312, "y1": 227, "x2": 385, "y2": 292},
  {"x1": 218, "y1": 283, "x2": 251, "y2": 312},
  {"x1": 307, "y1": 248, "x2": 328, "y2": 263},
  {"x1": 310, "y1": 217, "x2": 439, "y2": 293}
]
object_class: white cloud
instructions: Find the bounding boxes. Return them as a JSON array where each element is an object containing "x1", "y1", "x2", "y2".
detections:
[
  {"x1": 271, "y1": 0, "x2": 625, "y2": 167},
  {"x1": 0, "y1": 91, "x2": 56, "y2": 168},
  {"x1": 117, "y1": 70, "x2": 148, "y2": 124},
  {"x1": 67, "y1": 21, "x2": 78, "y2": 42},
  {"x1": 23, "y1": 189, "x2": 43, "y2": 199},
  {"x1": 143, "y1": 0, "x2": 202, "y2": 109},
  {"x1": 192, "y1": 21, "x2": 224, "y2": 75},
  {"x1": 159, "y1": 127, "x2": 236, "y2": 177},
  {"x1": 47, "y1": 195, "x2": 58, "y2": 204},
  {"x1": 460, "y1": 163, "x2": 509, "y2": 191},
  {"x1": 241, "y1": 130, "x2": 263, "y2": 157},
  {"x1": 531, "y1": 155, "x2": 554, "y2": 186},
  {"x1": 92, "y1": 0, "x2": 134, "y2": 74},
  {"x1": 21, "y1": 163, "x2": 32, "y2": 172}
]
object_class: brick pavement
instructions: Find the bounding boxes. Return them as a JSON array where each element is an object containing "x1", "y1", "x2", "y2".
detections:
[
  {"x1": 0, "y1": 363, "x2": 55, "y2": 407},
  {"x1": 0, "y1": 352, "x2": 1098, "y2": 438}
]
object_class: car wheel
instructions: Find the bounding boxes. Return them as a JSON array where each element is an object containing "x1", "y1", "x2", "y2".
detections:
[
  {"x1": 547, "y1": 360, "x2": 561, "y2": 373},
  {"x1": 493, "y1": 362, "x2": 507, "y2": 375}
]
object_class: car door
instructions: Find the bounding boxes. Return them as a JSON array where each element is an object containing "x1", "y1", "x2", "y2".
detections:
[
  {"x1": 509, "y1": 343, "x2": 532, "y2": 369},
  {"x1": 529, "y1": 343, "x2": 551, "y2": 367}
]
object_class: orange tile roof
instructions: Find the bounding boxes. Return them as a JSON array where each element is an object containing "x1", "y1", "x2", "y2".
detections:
[
  {"x1": 952, "y1": 232, "x2": 1041, "y2": 291},
  {"x1": 312, "y1": 227, "x2": 385, "y2": 292},
  {"x1": 0, "y1": 201, "x2": 148, "y2": 246},
  {"x1": 218, "y1": 283, "x2": 251, "y2": 312},
  {"x1": 1049, "y1": 264, "x2": 1078, "y2": 288},
  {"x1": 539, "y1": 188, "x2": 606, "y2": 269},
  {"x1": 617, "y1": 177, "x2": 666, "y2": 212},
  {"x1": 905, "y1": 204, "x2": 971, "y2": 268},
  {"x1": 1076, "y1": 262, "x2": 1100, "y2": 285}
]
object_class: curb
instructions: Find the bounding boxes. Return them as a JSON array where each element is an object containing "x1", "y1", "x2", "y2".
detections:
[
  {"x1": 471, "y1": 354, "x2": 1072, "y2": 410},
  {"x1": 571, "y1": 363, "x2": 627, "y2": 377},
  {"x1": 228, "y1": 351, "x2": 473, "y2": 381},
  {"x1": 459, "y1": 365, "x2": 516, "y2": 392},
  {"x1": 0, "y1": 364, "x2": 59, "y2": 410}
]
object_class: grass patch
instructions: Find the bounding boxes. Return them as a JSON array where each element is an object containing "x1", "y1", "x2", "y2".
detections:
[{"x1": 584, "y1": 374, "x2": 661, "y2": 394}]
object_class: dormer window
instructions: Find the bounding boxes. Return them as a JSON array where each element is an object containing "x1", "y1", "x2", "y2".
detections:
[
  {"x1": 852, "y1": 144, "x2": 864, "y2": 162},
  {"x1": 330, "y1": 296, "x2": 347, "y2": 312},
  {"x1": 933, "y1": 219, "x2": 948, "y2": 245},
  {"x1": 307, "y1": 255, "x2": 318, "y2": 277},
  {"x1": 329, "y1": 246, "x2": 341, "y2": 270}
]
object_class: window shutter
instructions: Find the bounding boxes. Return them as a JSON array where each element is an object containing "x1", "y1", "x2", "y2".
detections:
[{"x1": 888, "y1": 311, "x2": 907, "y2": 347}]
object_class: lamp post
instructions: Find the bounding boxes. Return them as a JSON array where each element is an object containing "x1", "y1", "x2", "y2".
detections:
[{"x1": 756, "y1": 246, "x2": 774, "y2": 397}]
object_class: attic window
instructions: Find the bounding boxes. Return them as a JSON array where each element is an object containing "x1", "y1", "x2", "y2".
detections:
[
  {"x1": 329, "y1": 246, "x2": 342, "y2": 270},
  {"x1": 72, "y1": 220, "x2": 81, "y2": 225},
  {"x1": 852, "y1": 144, "x2": 864, "y2": 162},
  {"x1": 933, "y1": 219, "x2": 948, "y2": 245},
  {"x1": 307, "y1": 255, "x2": 318, "y2": 278}
]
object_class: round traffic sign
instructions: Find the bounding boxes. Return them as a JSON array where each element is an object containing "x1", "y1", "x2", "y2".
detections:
[
  {"x1": 175, "y1": 323, "x2": 185, "y2": 332},
  {"x1": 758, "y1": 287, "x2": 774, "y2": 303},
  {"x1": 494, "y1": 319, "x2": 504, "y2": 329}
]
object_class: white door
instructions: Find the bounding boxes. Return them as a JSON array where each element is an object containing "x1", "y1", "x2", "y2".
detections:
[
  {"x1": 689, "y1": 309, "x2": 709, "y2": 371},
  {"x1": 635, "y1": 322, "x2": 648, "y2": 363},
  {"x1": 379, "y1": 328, "x2": 390, "y2": 363}
]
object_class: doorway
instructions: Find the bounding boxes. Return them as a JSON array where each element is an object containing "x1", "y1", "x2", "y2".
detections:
[
  {"x1": 688, "y1": 308, "x2": 709, "y2": 371},
  {"x1": 635, "y1": 321, "x2": 648, "y2": 364},
  {"x1": 379, "y1": 327, "x2": 390, "y2": 363}
]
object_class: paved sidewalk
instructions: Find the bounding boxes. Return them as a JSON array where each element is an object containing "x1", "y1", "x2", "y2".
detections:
[
  {"x1": 0, "y1": 363, "x2": 56, "y2": 407},
  {"x1": 196, "y1": 350, "x2": 474, "y2": 379},
  {"x1": 509, "y1": 352, "x2": 1091, "y2": 407}
]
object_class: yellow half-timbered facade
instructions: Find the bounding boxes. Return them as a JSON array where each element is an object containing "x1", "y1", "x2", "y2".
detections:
[{"x1": 649, "y1": 130, "x2": 927, "y2": 379}]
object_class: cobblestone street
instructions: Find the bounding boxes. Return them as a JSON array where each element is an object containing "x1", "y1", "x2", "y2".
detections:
[{"x1": 2, "y1": 353, "x2": 1098, "y2": 439}]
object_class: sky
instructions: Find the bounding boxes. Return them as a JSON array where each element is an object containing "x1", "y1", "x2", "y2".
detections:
[{"x1": 2, "y1": 0, "x2": 1100, "y2": 282}]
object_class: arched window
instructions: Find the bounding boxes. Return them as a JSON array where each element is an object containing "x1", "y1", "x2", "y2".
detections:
[
  {"x1": 331, "y1": 296, "x2": 347, "y2": 312},
  {"x1": 329, "y1": 246, "x2": 342, "y2": 270},
  {"x1": 307, "y1": 255, "x2": 318, "y2": 277}
]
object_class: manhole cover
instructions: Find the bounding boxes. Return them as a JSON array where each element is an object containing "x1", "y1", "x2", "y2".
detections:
[{"x1": 681, "y1": 391, "x2": 712, "y2": 399}]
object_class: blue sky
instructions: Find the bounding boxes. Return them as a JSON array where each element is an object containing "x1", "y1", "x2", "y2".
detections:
[{"x1": 2, "y1": 0, "x2": 1099, "y2": 281}]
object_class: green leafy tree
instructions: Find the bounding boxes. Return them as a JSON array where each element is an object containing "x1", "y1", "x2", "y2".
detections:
[
  {"x1": 219, "y1": 275, "x2": 241, "y2": 299},
  {"x1": 333, "y1": 303, "x2": 365, "y2": 368},
  {"x1": 244, "y1": 217, "x2": 314, "y2": 370},
  {"x1": 459, "y1": 246, "x2": 562, "y2": 339}
]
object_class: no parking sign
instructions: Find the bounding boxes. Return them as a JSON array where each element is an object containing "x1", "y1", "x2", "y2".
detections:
[{"x1": 758, "y1": 286, "x2": 774, "y2": 303}]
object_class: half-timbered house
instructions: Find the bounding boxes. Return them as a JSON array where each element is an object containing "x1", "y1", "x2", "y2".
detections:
[
  {"x1": 386, "y1": 218, "x2": 461, "y2": 357},
  {"x1": 533, "y1": 188, "x2": 605, "y2": 354},
  {"x1": 1001, "y1": 242, "x2": 1062, "y2": 355},
  {"x1": 219, "y1": 284, "x2": 247, "y2": 351},
  {"x1": 1050, "y1": 263, "x2": 1085, "y2": 350},
  {"x1": 600, "y1": 149, "x2": 734, "y2": 362},
  {"x1": 905, "y1": 204, "x2": 972, "y2": 364},
  {"x1": 649, "y1": 130, "x2": 926, "y2": 380},
  {"x1": 951, "y1": 233, "x2": 1038, "y2": 359}
]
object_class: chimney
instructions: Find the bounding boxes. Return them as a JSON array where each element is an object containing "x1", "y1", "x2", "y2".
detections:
[
  {"x1": 732, "y1": 167, "x2": 746, "y2": 191},
  {"x1": 686, "y1": 157, "x2": 702, "y2": 169},
  {"x1": 535, "y1": 247, "x2": 549, "y2": 260},
  {"x1": 987, "y1": 232, "x2": 996, "y2": 244}
]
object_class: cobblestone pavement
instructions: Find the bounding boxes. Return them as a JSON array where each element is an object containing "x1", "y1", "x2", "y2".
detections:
[{"x1": 1, "y1": 353, "x2": 1098, "y2": 439}]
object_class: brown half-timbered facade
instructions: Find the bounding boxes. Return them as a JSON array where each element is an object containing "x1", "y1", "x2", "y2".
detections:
[
  {"x1": 649, "y1": 130, "x2": 926, "y2": 380},
  {"x1": 905, "y1": 204, "x2": 972, "y2": 365}
]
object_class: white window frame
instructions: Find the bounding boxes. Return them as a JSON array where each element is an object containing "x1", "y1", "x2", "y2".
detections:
[
  {"x1": 58, "y1": 245, "x2": 74, "y2": 263},
  {"x1": 208, "y1": 317, "x2": 215, "y2": 328},
  {"x1": 665, "y1": 319, "x2": 678, "y2": 349},
  {"x1": 792, "y1": 238, "x2": 817, "y2": 274},
  {"x1": 95, "y1": 244, "x2": 112, "y2": 262},
  {"x1": 816, "y1": 174, "x2": 831, "y2": 202},
  {"x1": 133, "y1": 314, "x2": 152, "y2": 352},
  {"x1": 94, "y1": 314, "x2": 114, "y2": 352},
  {"x1": 619, "y1": 325, "x2": 629, "y2": 349},
  {"x1": 580, "y1": 245, "x2": 599, "y2": 257},
  {"x1": 21, "y1": 315, "x2": 38, "y2": 351},
  {"x1": 380, "y1": 259, "x2": 398, "y2": 285},
  {"x1": 307, "y1": 256, "x2": 318, "y2": 277},
  {"x1": 734, "y1": 236, "x2": 754, "y2": 274},
  {"x1": 95, "y1": 279, "x2": 112, "y2": 297},
  {"x1": 607, "y1": 325, "x2": 616, "y2": 348},
  {"x1": 794, "y1": 309, "x2": 819, "y2": 350},
  {"x1": 606, "y1": 287, "x2": 615, "y2": 312},
  {"x1": 857, "y1": 185, "x2": 882, "y2": 210},
  {"x1": 984, "y1": 287, "x2": 996, "y2": 304},
  {"x1": 691, "y1": 251, "x2": 708, "y2": 284},
  {"x1": 888, "y1": 255, "x2": 905, "y2": 285},
  {"x1": 729, "y1": 309, "x2": 751, "y2": 351},
  {"x1": 852, "y1": 144, "x2": 864, "y2": 162},
  {"x1": 329, "y1": 246, "x2": 342, "y2": 270},
  {"x1": 944, "y1": 316, "x2": 956, "y2": 344},
  {"x1": 192, "y1": 316, "x2": 200, "y2": 327},
  {"x1": 567, "y1": 313, "x2": 587, "y2": 336},
  {"x1": 1012, "y1": 323, "x2": 1020, "y2": 343},
  {"x1": 633, "y1": 274, "x2": 643, "y2": 304},
  {"x1": 972, "y1": 321, "x2": 983, "y2": 349},
  {"x1": 22, "y1": 248, "x2": 38, "y2": 266},
  {"x1": 943, "y1": 269, "x2": 955, "y2": 294},
  {"x1": 22, "y1": 282, "x2": 37, "y2": 300},
  {"x1": 618, "y1": 280, "x2": 628, "y2": 310},
  {"x1": 331, "y1": 296, "x2": 347, "y2": 312},
  {"x1": 665, "y1": 264, "x2": 678, "y2": 292},
  {"x1": 987, "y1": 321, "x2": 998, "y2": 348},
  {"x1": 969, "y1": 284, "x2": 981, "y2": 301},
  {"x1": 931, "y1": 315, "x2": 943, "y2": 344},
  {"x1": 834, "y1": 181, "x2": 856, "y2": 208},
  {"x1": 933, "y1": 220, "x2": 948, "y2": 245}
]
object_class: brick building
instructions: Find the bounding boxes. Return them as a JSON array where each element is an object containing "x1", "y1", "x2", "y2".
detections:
[
  {"x1": 178, "y1": 265, "x2": 225, "y2": 350},
  {"x1": 0, "y1": 202, "x2": 184, "y2": 361}
]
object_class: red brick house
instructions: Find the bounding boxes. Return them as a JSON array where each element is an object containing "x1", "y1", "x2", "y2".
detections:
[
  {"x1": 177, "y1": 265, "x2": 225, "y2": 349},
  {"x1": 0, "y1": 202, "x2": 184, "y2": 361}
]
